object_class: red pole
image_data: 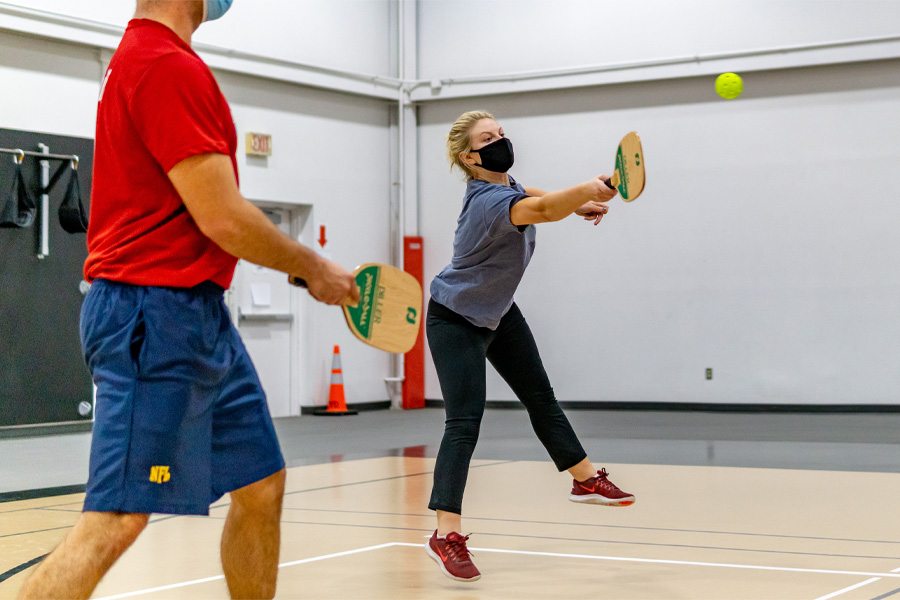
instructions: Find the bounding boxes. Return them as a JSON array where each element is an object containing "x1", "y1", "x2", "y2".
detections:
[{"x1": 403, "y1": 236, "x2": 425, "y2": 409}]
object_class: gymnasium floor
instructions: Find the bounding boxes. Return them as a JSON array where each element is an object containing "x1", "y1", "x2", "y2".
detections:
[{"x1": 3, "y1": 408, "x2": 900, "y2": 599}]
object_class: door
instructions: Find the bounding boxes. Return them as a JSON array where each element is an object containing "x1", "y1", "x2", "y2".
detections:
[{"x1": 229, "y1": 208, "x2": 297, "y2": 418}]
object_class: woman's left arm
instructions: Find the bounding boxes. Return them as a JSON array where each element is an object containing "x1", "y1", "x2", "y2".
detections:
[{"x1": 523, "y1": 187, "x2": 547, "y2": 197}]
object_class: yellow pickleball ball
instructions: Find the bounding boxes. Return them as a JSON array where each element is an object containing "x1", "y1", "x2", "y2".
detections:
[{"x1": 715, "y1": 72, "x2": 743, "y2": 99}]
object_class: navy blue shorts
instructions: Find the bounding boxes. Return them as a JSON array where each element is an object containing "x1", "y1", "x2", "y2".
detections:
[{"x1": 80, "y1": 279, "x2": 285, "y2": 516}]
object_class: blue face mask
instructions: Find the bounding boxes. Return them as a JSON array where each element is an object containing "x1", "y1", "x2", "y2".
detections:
[{"x1": 203, "y1": 0, "x2": 234, "y2": 22}]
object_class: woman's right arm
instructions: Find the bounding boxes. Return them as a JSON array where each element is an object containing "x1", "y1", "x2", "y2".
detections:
[{"x1": 510, "y1": 176, "x2": 616, "y2": 226}]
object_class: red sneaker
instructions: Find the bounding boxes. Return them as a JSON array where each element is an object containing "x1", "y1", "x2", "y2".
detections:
[
  {"x1": 569, "y1": 468, "x2": 635, "y2": 506},
  {"x1": 425, "y1": 530, "x2": 481, "y2": 582}
]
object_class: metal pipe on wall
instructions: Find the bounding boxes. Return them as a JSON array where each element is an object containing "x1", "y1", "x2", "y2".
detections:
[
  {"x1": 0, "y1": 147, "x2": 78, "y2": 164},
  {"x1": 414, "y1": 33, "x2": 900, "y2": 89},
  {"x1": 4, "y1": 2, "x2": 899, "y2": 103},
  {"x1": 386, "y1": 0, "x2": 408, "y2": 409},
  {"x1": 38, "y1": 143, "x2": 49, "y2": 258}
]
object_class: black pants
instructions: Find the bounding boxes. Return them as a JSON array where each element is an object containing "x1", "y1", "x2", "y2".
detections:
[{"x1": 427, "y1": 298, "x2": 587, "y2": 514}]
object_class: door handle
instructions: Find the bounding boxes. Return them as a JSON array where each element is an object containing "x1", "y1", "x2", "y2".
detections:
[{"x1": 237, "y1": 309, "x2": 294, "y2": 323}]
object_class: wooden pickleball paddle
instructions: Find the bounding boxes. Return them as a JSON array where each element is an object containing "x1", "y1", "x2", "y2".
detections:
[
  {"x1": 289, "y1": 263, "x2": 422, "y2": 354},
  {"x1": 604, "y1": 131, "x2": 645, "y2": 202}
]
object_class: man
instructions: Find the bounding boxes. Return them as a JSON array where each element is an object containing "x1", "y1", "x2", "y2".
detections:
[{"x1": 17, "y1": 1, "x2": 358, "y2": 598}]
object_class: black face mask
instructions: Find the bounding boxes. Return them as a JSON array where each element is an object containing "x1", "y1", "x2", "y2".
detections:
[{"x1": 472, "y1": 137, "x2": 514, "y2": 173}]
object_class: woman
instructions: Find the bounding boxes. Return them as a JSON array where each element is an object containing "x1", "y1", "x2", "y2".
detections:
[{"x1": 424, "y1": 111, "x2": 635, "y2": 582}]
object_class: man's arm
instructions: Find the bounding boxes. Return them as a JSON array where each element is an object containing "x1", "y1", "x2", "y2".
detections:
[{"x1": 168, "y1": 153, "x2": 358, "y2": 305}]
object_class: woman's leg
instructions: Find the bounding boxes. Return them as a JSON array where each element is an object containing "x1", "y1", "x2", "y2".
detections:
[
  {"x1": 486, "y1": 304, "x2": 587, "y2": 471},
  {"x1": 488, "y1": 304, "x2": 635, "y2": 506},
  {"x1": 424, "y1": 301, "x2": 487, "y2": 582},
  {"x1": 567, "y1": 457, "x2": 601, "y2": 481},
  {"x1": 426, "y1": 301, "x2": 491, "y2": 520}
]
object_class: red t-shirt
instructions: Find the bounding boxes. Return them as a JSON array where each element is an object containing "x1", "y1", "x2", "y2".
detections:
[{"x1": 85, "y1": 19, "x2": 239, "y2": 289}]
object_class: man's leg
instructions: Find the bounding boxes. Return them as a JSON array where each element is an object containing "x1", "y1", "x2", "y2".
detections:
[
  {"x1": 17, "y1": 511, "x2": 149, "y2": 600},
  {"x1": 220, "y1": 468, "x2": 286, "y2": 600}
]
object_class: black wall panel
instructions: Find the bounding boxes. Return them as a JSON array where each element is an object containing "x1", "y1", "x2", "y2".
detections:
[{"x1": 0, "y1": 128, "x2": 94, "y2": 427}]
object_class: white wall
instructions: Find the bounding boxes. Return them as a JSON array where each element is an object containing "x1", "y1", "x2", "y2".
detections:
[
  {"x1": 198, "y1": 0, "x2": 394, "y2": 77},
  {"x1": 0, "y1": 0, "x2": 134, "y2": 24},
  {"x1": 0, "y1": 24, "x2": 395, "y2": 408},
  {"x1": 418, "y1": 0, "x2": 900, "y2": 79},
  {"x1": 3, "y1": 0, "x2": 899, "y2": 408},
  {"x1": 0, "y1": 30, "x2": 100, "y2": 137},
  {"x1": 418, "y1": 59, "x2": 900, "y2": 405},
  {"x1": 219, "y1": 72, "x2": 395, "y2": 406},
  {"x1": 2, "y1": 0, "x2": 394, "y2": 76}
]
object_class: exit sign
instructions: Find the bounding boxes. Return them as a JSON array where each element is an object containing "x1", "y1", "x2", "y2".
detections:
[{"x1": 246, "y1": 132, "x2": 273, "y2": 156}]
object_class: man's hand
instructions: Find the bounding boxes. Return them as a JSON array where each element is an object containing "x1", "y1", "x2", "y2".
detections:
[{"x1": 304, "y1": 257, "x2": 360, "y2": 306}]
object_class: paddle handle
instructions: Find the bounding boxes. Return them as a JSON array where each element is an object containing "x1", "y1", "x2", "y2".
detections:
[{"x1": 604, "y1": 171, "x2": 620, "y2": 191}]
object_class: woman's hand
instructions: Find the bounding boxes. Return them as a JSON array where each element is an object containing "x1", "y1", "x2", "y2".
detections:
[
  {"x1": 589, "y1": 175, "x2": 618, "y2": 202},
  {"x1": 574, "y1": 201, "x2": 609, "y2": 226}
]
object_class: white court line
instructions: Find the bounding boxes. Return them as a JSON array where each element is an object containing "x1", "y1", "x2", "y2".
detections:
[
  {"x1": 809, "y1": 564, "x2": 900, "y2": 600},
  {"x1": 94, "y1": 541, "x2": 900, "y2": 599},
  {"x1": 92, "y1": 543, "x2": 396, "y2": 600},
  {"x1": 812, "y1": 578, "x2": 882, "y2": 600},
  {"x1": 92, "y1": 575, "x2": 226, "y2": 600},
  {"x1": 278, "y1": 542, "x2": 396, "y2": 568},
  {"x1": 393, "y1": 543, "x2": 900, "y2": 580}
]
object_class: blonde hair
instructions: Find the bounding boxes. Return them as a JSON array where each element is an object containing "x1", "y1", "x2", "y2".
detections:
[{"x1": 447, "y1": 110, "x2": 494, "y2": 181}]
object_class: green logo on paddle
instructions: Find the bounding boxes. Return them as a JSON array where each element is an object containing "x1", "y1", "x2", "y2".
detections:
[
  {"x1": 615, "y1": 146, "x2": 630, "y2": 200},
  {"x1": 346, "y1": 265, "x2": 382, "y2": 340}
]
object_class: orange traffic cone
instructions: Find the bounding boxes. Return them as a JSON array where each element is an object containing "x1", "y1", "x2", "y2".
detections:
[{"x1": 314, "y1": 345, "x2": 357, "y2": 416}]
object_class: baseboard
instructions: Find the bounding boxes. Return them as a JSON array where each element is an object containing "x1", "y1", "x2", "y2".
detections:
[
  {"x1": 0, "y1": 484, "x2": 86, "y2": 504},
  {"x1": 0, "y1": 421, "x2": 93, "y2": 439},
  {"x1": 423, "y1": 399, "x2": 900, "y2": 413},
  {"x1": 300, "y1": 400, "x2": 391, "y2": 415}
]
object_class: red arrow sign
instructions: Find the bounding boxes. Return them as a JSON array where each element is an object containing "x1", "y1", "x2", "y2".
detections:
[{"x1": 318, "y1": 225, "x2": 327, "y2": 248}]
